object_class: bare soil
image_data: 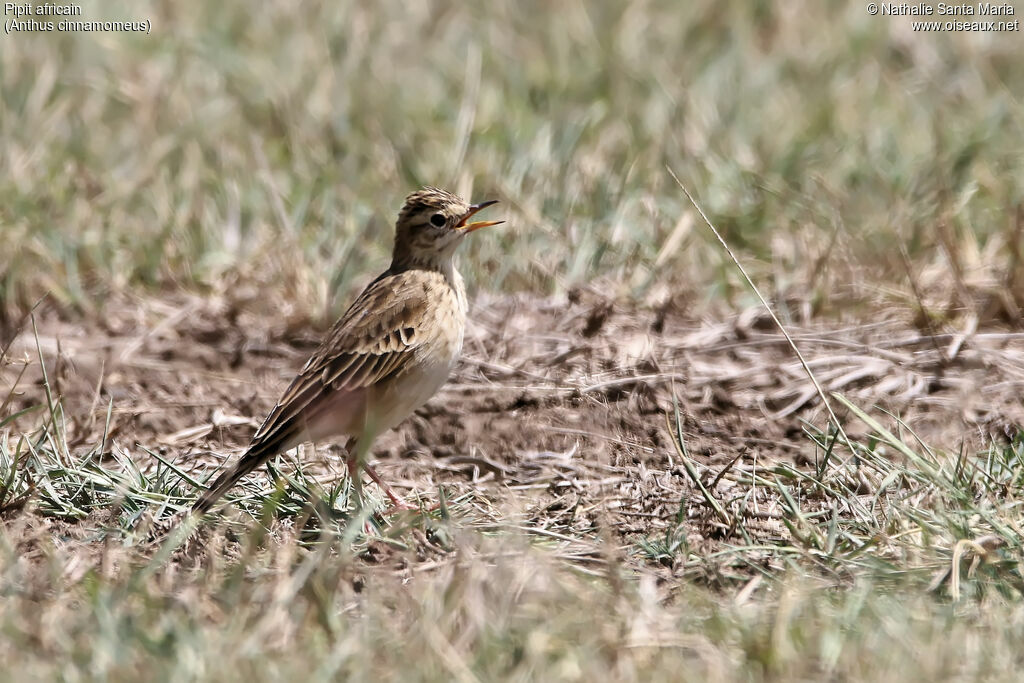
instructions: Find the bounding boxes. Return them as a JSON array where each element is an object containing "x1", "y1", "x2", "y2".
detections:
[{"x1": 4, "y1": 289, "x2": 1023, "y2": 574}]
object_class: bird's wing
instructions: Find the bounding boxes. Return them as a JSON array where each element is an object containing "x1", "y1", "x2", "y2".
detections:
[
  {"x1": 192, "y1": 272, "x2": 435, "y2": 514},
  {"x1": 253, "y1": 271, "x2": 433, "y2": 446}
]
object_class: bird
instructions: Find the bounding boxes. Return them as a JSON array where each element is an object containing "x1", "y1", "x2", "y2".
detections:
[{"x1": 192, "y1": 187, "x2": 503, "y2": 515}]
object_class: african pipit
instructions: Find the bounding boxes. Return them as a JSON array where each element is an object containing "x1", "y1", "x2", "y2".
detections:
[{"x1": 192, "y1": 187, "x2": 502, "y2": 514}]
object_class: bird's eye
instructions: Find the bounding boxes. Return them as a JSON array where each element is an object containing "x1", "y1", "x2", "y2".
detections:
[{"x1": 429, "y1": 213, "x2": 446, "y2": 228}]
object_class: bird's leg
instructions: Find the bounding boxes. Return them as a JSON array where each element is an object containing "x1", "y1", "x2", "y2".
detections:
[
  {"x1": 346, "y1": 435, "x2": 415, "y2": 512},
  {"x1": 362, "y1": 462, "x2": 416, "y2": 511},
  {"x1": 346, "y1": 453, "x2": 364, "y2": 507},
  {"x1": 345, "y1": 451, "x2": 381, "y2": 535}
]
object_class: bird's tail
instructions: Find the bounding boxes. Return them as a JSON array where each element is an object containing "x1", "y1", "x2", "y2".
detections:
[{"x1": 192, "y1": 437, "x2": 289, "y2": 515}]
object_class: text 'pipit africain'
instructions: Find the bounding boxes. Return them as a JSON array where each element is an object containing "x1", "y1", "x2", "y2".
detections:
[{"x1": 192, "y1": 187, "x2": 503, "y2": 514}]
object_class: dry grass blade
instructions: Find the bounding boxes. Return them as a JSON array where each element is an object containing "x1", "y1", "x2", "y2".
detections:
[
  {"x1": 667, "y1": 165, "x2": 852, "y2": 454},
  {"x1": 666, "y1": 399, "x2": 731, "y2": 527}
]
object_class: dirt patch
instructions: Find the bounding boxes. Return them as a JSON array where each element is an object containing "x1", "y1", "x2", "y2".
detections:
[{"x1": 3, "y1": 290, "x2": 1023, "y2": 568}]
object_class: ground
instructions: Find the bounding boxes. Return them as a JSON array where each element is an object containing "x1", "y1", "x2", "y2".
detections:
[
  {"x1": 5, "y1": 287, "x2": 1024, "y2": 679},
  {"x1": 6, "y1": 286, "x2": 1022, "y2": 556}
]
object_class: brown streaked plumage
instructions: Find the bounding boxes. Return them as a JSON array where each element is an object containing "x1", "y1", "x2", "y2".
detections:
[{"x1": 192, "y1": 187, "x2": 502, "y2": 514}]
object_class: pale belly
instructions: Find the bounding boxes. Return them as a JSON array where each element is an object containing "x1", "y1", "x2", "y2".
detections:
[
  {"x1": 298, "y1": 337, "x2": 462, "y2": 447},
  {"x1": 365, "y1": 347, "x2": 459, "y2": 437}
]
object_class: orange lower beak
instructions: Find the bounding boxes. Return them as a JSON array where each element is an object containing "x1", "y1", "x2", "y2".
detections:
[{"x1": 456, "y1": 200, "x2": 503, "y2": 232}]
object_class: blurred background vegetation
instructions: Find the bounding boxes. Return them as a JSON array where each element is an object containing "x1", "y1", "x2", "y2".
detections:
[{"x1": 3, "y1": 0, "x2": 1022, "y2": 327}]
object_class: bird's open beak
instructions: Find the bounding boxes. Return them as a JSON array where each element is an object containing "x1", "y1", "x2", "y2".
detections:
[{"x1": 456, "y1": 200, "x2": 503, "y2": 232}]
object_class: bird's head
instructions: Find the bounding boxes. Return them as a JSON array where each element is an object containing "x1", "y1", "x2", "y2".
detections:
[{"x1": 391, "y1": 187, "x2": 502, "y2": 270}]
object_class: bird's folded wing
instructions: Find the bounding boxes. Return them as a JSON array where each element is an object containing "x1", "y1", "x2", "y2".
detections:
[{"x1": 251, "y1": 274, "x2": 432, "y2": 446}]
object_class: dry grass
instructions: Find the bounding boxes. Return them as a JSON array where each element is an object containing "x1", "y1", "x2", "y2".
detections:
[
  {"x1": 4, "y1": 290, "x2": 1024, "y2": 679},
  {"x1": 3, "y1": 1, "x2": 1023, "y2": 322}
]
